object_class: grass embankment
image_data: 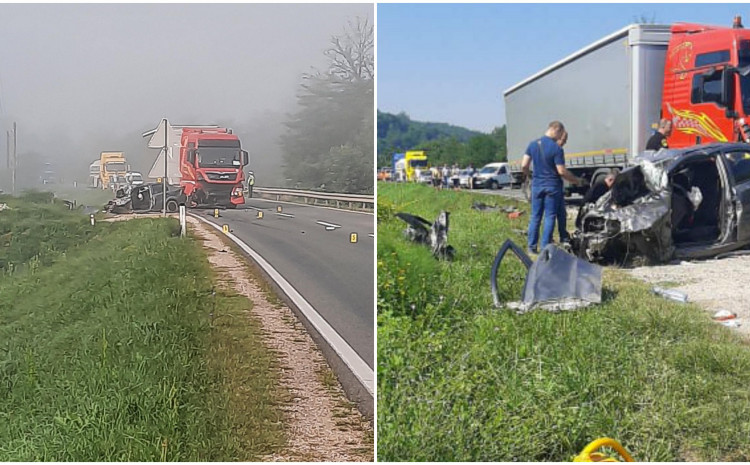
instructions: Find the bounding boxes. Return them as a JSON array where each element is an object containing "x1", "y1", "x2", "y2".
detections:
[
  {"x1": 378, "y1": 182, "x2": 750, "y2": 462},
  {"x1": 0, "y1": 194, "x2": 284, "y2": 460}
]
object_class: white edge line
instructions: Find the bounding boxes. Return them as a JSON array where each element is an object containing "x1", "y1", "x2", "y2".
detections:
[
  {"x1": 276, "y1": 212, "x2": 294, "y2": 218},
  {"x1": 191, "y1": 213, "x2": 374, "y2": 397},
  {"x1": 316, "y1": 220, "x2": 342, "y2": 229}
]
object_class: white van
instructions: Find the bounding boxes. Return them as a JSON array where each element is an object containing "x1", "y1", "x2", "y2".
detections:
[{"x1": 473, "y1": 162, "x2": 512, "y2": 189}]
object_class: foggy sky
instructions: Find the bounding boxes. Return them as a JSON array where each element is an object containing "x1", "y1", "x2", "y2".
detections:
[{"x1": 0, "y1": 3, "x2": 372, "y2": 187}]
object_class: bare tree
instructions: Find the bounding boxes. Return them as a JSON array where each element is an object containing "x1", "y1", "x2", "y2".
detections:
[{"x1": 324, "y1": 17, "x2": 374, "y2": 82}]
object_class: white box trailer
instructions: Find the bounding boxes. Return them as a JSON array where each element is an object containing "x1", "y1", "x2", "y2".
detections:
[
  {"x1": 145, "y1": 123, "x2": 220, "y2": 185},
  {"x1": 503, "y1": 24, "x2": 672, "y2": 191}
]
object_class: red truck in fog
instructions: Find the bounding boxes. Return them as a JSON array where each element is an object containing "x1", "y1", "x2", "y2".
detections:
[
  {"x1": 179, "y1": 127, "x2": 249, "y2": 208},
  {"x1": 145, "y1": 122, "x2": 249, "y2": 208}
]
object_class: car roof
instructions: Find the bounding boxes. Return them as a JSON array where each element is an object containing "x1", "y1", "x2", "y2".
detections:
[
  {"x1": 638, "y1": 142, "x2": 750, "y2": 164},
  {"x1": 482, "y1": 162, "x2": 507, "y2": 167}
]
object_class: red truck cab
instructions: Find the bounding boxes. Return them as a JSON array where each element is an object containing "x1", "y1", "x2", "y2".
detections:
[
  {"x1": 664, "y1": 17, "x2": 750, "y2": 147},
  {"x1": 179, "y1": 128, "x2": 249, "y2": 208}
]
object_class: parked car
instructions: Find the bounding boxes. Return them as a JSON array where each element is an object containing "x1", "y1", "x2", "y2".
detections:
[
  {"x1": 473, "y1": 162, "x2": 512, "y2": 189},
  {"x1": 125, "y1": 171, "x2": 144, "y2": 187},
  {"x1": 377, "y1": 167, "x2": 392, "y2": 181},
  {"x1": 416, "y1": 170, "x2": 432, "y2": 184},
  {"x1": 573, "y1": 143, "x2": 750, "y2": 264},
  {"x1": 458, "y1": 169, "x2": 474, "y2": 188}
]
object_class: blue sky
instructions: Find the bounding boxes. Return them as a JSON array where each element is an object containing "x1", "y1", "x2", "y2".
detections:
[{"x1": 378, "y1": 3, "x2": 748, "y2": 132}]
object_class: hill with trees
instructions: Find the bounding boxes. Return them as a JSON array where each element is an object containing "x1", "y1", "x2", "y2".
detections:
[{"x1": 377, "y1": 111, "x2": 507, "y2": 168}]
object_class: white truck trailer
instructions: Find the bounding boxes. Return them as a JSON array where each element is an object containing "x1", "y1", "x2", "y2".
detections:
[{"x1": 504, "y1": 24, "x2": 672, "y2": 194}]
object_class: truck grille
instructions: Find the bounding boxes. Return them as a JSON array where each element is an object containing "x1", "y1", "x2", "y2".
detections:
[{"x1": 204, "y1": 171, "x2": 237, "y2": 181}]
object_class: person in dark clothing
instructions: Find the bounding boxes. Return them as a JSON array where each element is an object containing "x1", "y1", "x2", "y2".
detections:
[
  {"x1": 646, "y1": 118, "x2": 673, "y2": 151},
  {"x1": 555, "y1": 131, "x2": 571, "y2": 242},
  {"x1": 583, "y1": 171, "x2": 617, "y2": 205},
  {"x1": 575, "y1": 169, "x2": 618, "y2": 228},
  {"x1": 522, "y1": 121, "x2": 584, "y2": 253}
]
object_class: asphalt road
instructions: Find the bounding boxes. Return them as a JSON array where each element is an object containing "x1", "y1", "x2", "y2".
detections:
[
  {"x1": 207, "y1": 199, "x2": 374, "y2": 368},
  {"x1": 472, "y1": 185, "x2": 585, "y2": 206}
]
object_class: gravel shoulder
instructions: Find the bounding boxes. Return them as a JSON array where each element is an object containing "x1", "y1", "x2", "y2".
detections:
[
  {"x1": 628, "y1": 255, "x2": 750, "y2": 335},
  {"x1": 188, "y1": 216, "x2": 373, "y2": 461}
]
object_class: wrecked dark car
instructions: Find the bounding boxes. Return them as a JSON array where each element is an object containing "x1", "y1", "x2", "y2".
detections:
[
  {"x1": 573, "y1": 143, "x2": 750, "y2": 264},
  {"x1": 131, "y1": 183, "x2": 186, "y2": 213}
]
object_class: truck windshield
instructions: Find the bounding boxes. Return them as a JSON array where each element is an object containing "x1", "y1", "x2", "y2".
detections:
[
  {"x1": 409, "y1": 159, "x2": 428, "y2": 168},
  {"x1": 739, "y1": 40, "x2": 750, "y2": 115},
  {"x1": 106, "y1": 162, "x2": 127, "y2": 172},
  {"x1": 197, "y1": 147, "x2": 241, "y2": 168}
]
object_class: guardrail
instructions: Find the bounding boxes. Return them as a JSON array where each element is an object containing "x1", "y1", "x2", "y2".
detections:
[{"x1": 252, "y1": 187, "x2": 374, "y2": 211}]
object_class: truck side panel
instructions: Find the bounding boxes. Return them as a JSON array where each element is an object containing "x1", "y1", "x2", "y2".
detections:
[
  {"x1": 505, "y1": 32, "x2": 631, "y2": 168},
  {"x1": 629, "y1": 26, "x2": 671, "y2": 156},
  {"x1": 505, "y1": 25, "x2": 670, "y2": 175}
]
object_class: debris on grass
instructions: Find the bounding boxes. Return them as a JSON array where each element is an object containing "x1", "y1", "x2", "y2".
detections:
[
  {"x1": 492, "y1": 239, "x2": 602, "y2": 313},
  {"x1": 395, "y1": 211, "x2": 455, "y2": 260},
  {"x1": 652, "y1": 286, "x2": 688, "y2": 303}
]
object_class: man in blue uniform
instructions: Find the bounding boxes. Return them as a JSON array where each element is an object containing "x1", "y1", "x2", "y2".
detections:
[{"x1": 521, "y1": 121, "x2": 584, "y2": 253}]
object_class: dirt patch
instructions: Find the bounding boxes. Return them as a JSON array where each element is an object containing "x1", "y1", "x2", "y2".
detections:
[
  {"x1": 101, "y1": 212, "x2": 167, "y2": 222},
  {"x1": 186, "y1": 216, "x2": 373, "y2": 461},
  {"x1": 629, "y1": 255, "x2": 750, "y2": 335}
]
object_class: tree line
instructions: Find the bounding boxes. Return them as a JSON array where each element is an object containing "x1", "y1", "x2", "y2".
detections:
[
  {"x1": 377, "y1": 111, "x2": 508, "y2": 168},
  {"x1": 280, "y1": 18, "x2": 373, "y2": 194}
]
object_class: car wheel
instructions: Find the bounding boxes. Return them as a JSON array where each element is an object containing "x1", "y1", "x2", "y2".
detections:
[
  {"x1": 489, "y1": 180, "x2": 498, "y2": 190},
  {"x1": 165, "y1": 199, "x2": 179, "y2": 213}
]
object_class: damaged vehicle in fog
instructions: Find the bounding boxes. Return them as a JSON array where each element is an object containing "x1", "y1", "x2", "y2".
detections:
[
  {"x1": 573, "y1": 143, "x2": 750, "y2": 264},
  {"x1": 132, "y1": 183, "x2": 186, "y2": 213}
]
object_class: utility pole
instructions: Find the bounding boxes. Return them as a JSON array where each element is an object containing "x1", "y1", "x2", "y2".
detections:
[
  {"x1": 12, "y1": 122, "x2": 16, "y2": 196},
  {"x1": 163, "y1": 118, "x2": 167, "y2": 216}
]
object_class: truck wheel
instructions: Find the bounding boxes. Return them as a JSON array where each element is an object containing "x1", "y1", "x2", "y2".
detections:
[{"x1": 165, "y1": 199, "x2": 179, "y2": 213}]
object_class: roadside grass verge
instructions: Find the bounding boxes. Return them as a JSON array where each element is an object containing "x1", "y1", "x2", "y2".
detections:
[
  {"x1": 0, "y1": 205, "x2": 284, "y2": 460},
  {"x1": 0, "y1": 191, "x2": 97, "y2": 274},
  {"x1": 378, "y1": 182, "x2": 750, "y2": 461}
]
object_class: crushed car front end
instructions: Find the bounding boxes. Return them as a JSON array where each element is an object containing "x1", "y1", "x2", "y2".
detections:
[{"x1": 572, "y1": 157, "x2": 675, "y2": 264}]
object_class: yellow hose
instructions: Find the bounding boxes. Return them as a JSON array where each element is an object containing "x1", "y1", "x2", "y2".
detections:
[{"x1": 573, "y1": 438, "x2": 635, "y2": 462}]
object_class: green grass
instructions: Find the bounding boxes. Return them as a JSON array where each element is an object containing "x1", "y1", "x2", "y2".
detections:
[
  {"x1": 378, "y1": 182, "x2": 750, "y2": 462},
  {"x1": 0, "y1": 199, "x2": 284, "y2": 460}
]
